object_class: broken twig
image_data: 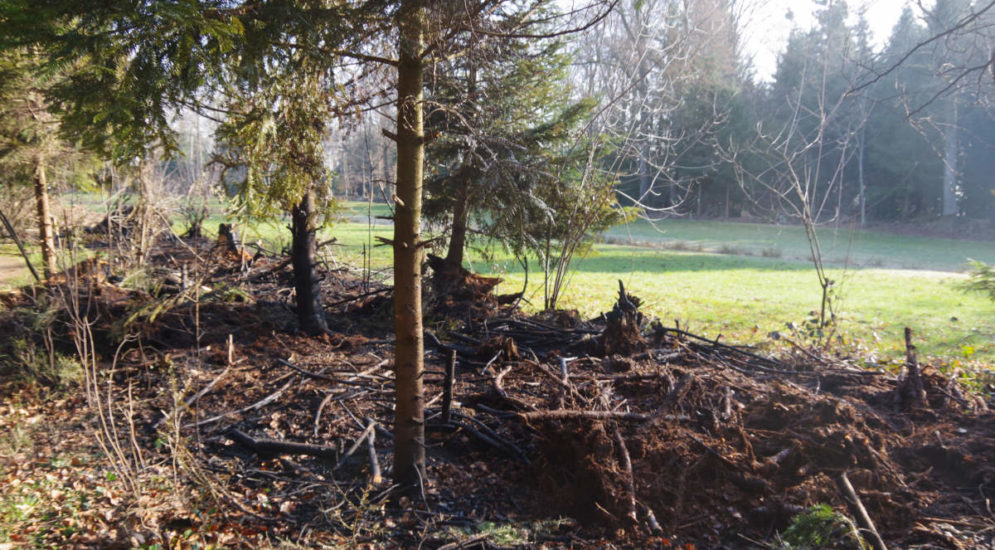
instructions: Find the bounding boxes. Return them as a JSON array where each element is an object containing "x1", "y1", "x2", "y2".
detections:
[
  {"x1": 837, "y1": 471, "x2": 888, "y2": 550},
  {"x1": 227, "y1": 428, "x2": 337, "y2": 460}
]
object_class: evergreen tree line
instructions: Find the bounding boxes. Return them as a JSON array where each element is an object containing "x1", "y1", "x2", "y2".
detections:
[{"x1": 558, "y1": 0, "x2": 995, "y2": 225}]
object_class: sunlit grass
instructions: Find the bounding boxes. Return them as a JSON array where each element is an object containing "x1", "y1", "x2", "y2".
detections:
[
  {"x1": 604, "y1": 218, "x2": 995, "y2": 271},
  {"x1": 481, "y1": 247, "x2": 994, "y2": 363}
]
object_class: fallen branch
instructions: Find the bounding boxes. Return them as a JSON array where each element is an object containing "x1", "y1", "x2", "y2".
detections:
[
  {"x1": 633, "y1": 350, "x2": 682, "y2": 363},
  {"x1": 529, "y1": 360, "x2": 581, "y2": 395},
  {"x1": 781, "y1": 335, "x2": 832, "y2": 366},
  {"x1": 614, "y1": 426, "x2": 638, "y2": 526},
  {"x1": 153, "y1": 366, "x2": 231, "y2": 430},
  {"x1": 437, "y1": 534, "x2": 490, "y2": 550},
  {"x1": 518, "y1": 410, "x2": 651, "y2": 422},
  {"x1": 314, "y1": 389, "x2": 373, "y2": 438},
  {"x1": 336, "y1": 423, "x2": 376, "y2": 470},
  {"x1": 325, "y1": 287, "x2": 392, "y2": 309},
  {"x1": 0, "y1": 205, "x2": 40, "y2": 282},
  {"x1": 248, "y1": 256, "x2": 292, "y2": 281},
  {"x1": 442, "y1": 350, "x2": 456, "y2": 424},
  {"x1": 187, "y1": 377, "x2": 294, "y2": 428},
  {"x1": 492, "y1": 365, "x2": 534, "y2": 412},
  {"x1": 424, "y1": 331, "x2": 476, "y2": 357},
  {"x1": 314, "y1": 392, "x2": 335, "y2": 438},
  {"x1": 451, "y1": 412, "x2": 530, "y2": 464},
  {"x1": 366, "y1": 420, "x2": 382, "y2": 484},
  {"x1": 480, "y1": 350, "x2": 503, "y2": 374},
  {"x1": 277, "y1": 358, "x2": 382, "y2": 387},
  {"x1": 227, "y1": 428, "x2": 337, "y2": 460},
  {"x1": 837, "y1": 471, "x2": 888, "y2": 550},
  {"x1": 641, "y1": 502, "x2": 663, "y2": 535}
]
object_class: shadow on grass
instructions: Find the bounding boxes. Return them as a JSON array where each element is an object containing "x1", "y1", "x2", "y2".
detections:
[{"x1": 489, "y1": 249, "x2": 823, "y2": 275}]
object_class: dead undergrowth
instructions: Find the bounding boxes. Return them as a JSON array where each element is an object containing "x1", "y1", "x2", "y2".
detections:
[{"x1": 0, "y1": 232, "x2": 993, "y2": 549}]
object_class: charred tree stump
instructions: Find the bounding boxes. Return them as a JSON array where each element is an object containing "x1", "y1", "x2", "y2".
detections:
[
  {"x1": 427, "y1": 253, "x2": 503, "y2": 302},
  {"x1": 600, "y1": 280, "x2": 647, "y2": 356},
  {"x1": 289, "y1": 193, "x2": 328, "y2": 335},
  {"x1": 895, "y1": 327, "x2": 928, "y2": 410}
]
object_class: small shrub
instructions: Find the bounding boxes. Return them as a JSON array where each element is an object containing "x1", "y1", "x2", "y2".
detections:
[
  {"x1": 779, "y1": 504, "x2": 865, "y2": 549},
  {"x1": 762, "y1": 246, "x2": 783, "y2": 258},
  {"x1": 0, "y1": 301, "x2": 82, "y2": 388},
  {"x1": 717, "y1": 243, "x2": 749, "y2": 256},
  {"x1": 961, "y1": 259, "x2": 995, "y2": 302},
  {"x1": 664, "y1": 240, "x2": 704, "y2": 252},
  {"x1": 179, "y1": 197, "x2": 210, "y2": 239},
  {"x1": 2, "y1": 338, "x2": 83, "y2": 388}
]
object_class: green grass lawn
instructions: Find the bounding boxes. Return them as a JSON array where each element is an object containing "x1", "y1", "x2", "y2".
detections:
[
  {"x1": 3, "y1": 196, "x2": 993, "y2": 365},
  {"x1": 603, "y1": 218, "x2": 995, "y2": 271},
  {"x1": 329, "y1": 204, "x2": 993, "y2": 364},
  {"x1": 478, "y1": 247, "x2": 993, "y2": 365}
]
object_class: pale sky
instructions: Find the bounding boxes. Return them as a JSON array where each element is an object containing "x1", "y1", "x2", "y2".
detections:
[{"x1": 742, "y1": 0, "x2": 931, "y2": 81}]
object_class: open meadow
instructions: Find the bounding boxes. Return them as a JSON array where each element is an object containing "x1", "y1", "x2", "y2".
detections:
[{"x1": 318, "y1": 202, "x2": 995, "y2": 366}]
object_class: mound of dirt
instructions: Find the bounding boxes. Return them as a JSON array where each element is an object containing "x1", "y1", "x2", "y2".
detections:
[{"x1": 479, "y1": 324, "x2": 994, "y2": 547}]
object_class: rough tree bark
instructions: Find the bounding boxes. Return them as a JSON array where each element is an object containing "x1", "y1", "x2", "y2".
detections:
[
  {"x1": 392, "y1": 0, "x2": 427, "y2": 491},
  {"x1": 290, "y1": 189, "x2": 328, "y2": 335},
  {"x1": 32, "y1": 151, "x2": 56, "y2": 278}
]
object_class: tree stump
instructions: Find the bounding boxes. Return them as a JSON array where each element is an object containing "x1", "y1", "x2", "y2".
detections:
[
  {"x1": 600, "y1": 280, "x2": 647, "y2": 356},
  {"x1": 895, "y1": 327, "x2": 928, "y2": 410}
]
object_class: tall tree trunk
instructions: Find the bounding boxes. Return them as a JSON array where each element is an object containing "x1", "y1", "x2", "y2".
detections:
[
  {"x1": 637, "y1": 77, "x2": 651, "y2": 205},
  {"x1": 291, "y1": 189, "x2": 328, "y2": 335},
  {"x1": 382, "y1": 141, "x2": 393, "y2": 198},
  {"x1": 858, "y1": 124, "x2": 866, "y2": 226},
  {"x1": 444, "y1": 175, "x2": 469, "y2": 270},
  {"x1": 392, "y1": 0, "x2": 427, "y2": 491},
  {"x1": 33, "y1": 152, "x2": 56, "y2": 278},
  {"x1": 941, "y1": 103, "x2": 958, "y2": 217},
  {"x1": 341, "y1": 153, "x2": 352, "y2": 199},
  {"x1": 724, "y1": 185, "x2": 730, "y2": 219},
  {"x1": 444, "y1": 62, "x2": 476, "y2": 272}
]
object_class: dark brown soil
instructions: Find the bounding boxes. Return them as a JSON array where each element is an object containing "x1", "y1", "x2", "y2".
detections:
[{"x1": 1, "y1": 235, "x2": 993, "y2": 549}]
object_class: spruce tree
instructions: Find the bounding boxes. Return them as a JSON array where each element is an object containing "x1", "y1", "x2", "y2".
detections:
[{"x1": 424, "y1": 33, "x2": 593, "y2": 272}]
